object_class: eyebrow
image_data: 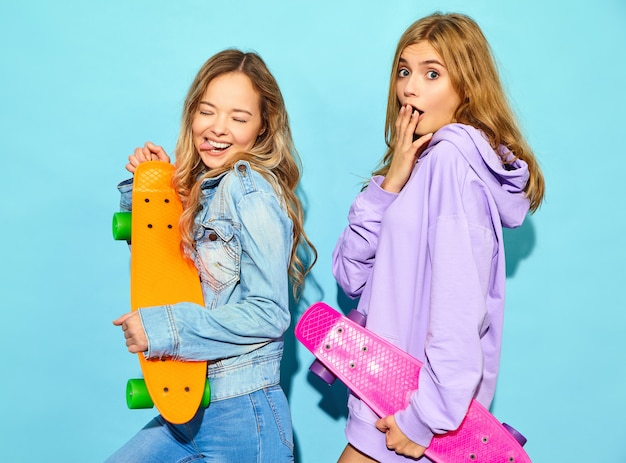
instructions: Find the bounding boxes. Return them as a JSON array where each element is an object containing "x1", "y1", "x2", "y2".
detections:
[
  {"x1": 398, "y1": 57, "x2": 446, "y2": 67},
  {"x1": 199, "y1": 100, "x2": 253, "y2": 116}
]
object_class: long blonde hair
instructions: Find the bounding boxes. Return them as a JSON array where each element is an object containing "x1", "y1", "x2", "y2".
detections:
[
  {"x1": 172, "y1": 49, "x2": 316, "y2": 299},
  {"x1": 377, "y1": 12, "x2": 544, "y2": 211}
]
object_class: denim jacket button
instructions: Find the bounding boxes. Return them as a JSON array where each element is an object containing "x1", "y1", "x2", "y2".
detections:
[{"x1": 208, "y1": 232, "x2": 218, "y2": 241}]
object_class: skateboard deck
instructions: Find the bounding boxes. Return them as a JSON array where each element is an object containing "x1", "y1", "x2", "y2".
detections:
[
  {"x1": 295, "y1": 302, "x2": 531, "y2": 463},
  {"x1": 117, "y1": 161, "x2": 208, "y2": 424}
]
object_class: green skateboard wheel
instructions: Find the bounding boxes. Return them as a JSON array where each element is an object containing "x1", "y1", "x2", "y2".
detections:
[
  {"x1": 125, "y1": 378, "x2": 210, "y2": 410},
  {"x1": 126, "y1": 378, "x2": 154, "y2": 409},
  {"x1": 112, "y1": 212, "x2": 132, "y2": 241},
  {"x1": 200, "y1": 380, "x2": 211, "y2": 408}
]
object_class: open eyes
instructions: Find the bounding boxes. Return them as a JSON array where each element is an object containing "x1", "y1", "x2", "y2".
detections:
[
  {"x1": 397, "y1": 67, "x2": 440, "y2": 80},
  {"x1": 398, "y1": 67, "x2": 410, "y2": 78}
]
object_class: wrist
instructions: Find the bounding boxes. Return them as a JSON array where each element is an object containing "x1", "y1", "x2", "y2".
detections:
[{"x1": 380, "y1": 177, "x2": 403, "y2": 193}]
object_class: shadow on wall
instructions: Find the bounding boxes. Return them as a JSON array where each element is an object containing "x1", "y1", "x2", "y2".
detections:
[
  {"x1": 281, "y1": 264, "x2": 350, "y2": 461},
  {"x1": 288, "y1": 287, "x2": 357, "y2": 425},
  {"x1": 504, "y1": 217, "x2": 537, "y2": 278},
  {"x1": 281, "y1": 181, "x2": 325, "y2": 400},
  {"x1": 282, "y1": 257, "x2": 327, "y2": 462},
  {"x1": 295, "y1": 287, "x2": 358, "y2": 422}
]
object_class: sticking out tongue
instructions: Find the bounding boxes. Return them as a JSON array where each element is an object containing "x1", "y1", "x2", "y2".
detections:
[{"x1": 199, "y1": 141, "x2": 229, "y2": 152}]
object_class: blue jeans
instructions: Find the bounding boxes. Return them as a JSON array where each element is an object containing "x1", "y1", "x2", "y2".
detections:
[{"x1": 105, "y1": 385, "x2": 294, "y2": 463}]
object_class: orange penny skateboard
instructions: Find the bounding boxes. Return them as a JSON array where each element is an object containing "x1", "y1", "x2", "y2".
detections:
[{"x1": 112, "y1": 161, "x2": 210, "y2": 424}]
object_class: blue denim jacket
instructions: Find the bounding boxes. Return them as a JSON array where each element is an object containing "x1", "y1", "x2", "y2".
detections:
[{"x1": 118, "y1": 160, "x2": 293, "y2": 401}]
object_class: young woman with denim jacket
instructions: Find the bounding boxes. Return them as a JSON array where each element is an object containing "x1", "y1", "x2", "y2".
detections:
[{"x1": 106, "y1": 49, "x2": 316, "y2": 463}]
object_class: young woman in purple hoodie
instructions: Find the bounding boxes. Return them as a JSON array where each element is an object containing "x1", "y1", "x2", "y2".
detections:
[{"x1": 332, "y1": 12, "x2": 545, "y2": 462}]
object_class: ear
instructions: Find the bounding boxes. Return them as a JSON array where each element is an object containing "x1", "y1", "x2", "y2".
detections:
[{"x1": 258, "y1": 125, "x2": 267, "y2": 137}]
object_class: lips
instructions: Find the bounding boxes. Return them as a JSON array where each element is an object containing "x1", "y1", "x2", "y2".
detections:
[
  {"x1": 199, "y1": 139, "x2": 232, "y2": 153},
  {"x1": 408, "y1": 104, "x2": 424, "y2": 116}
]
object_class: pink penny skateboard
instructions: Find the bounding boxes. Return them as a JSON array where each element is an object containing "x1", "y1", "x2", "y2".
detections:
[{"x1": 295, "y1": 302, "x2": 531, "y2": 463}]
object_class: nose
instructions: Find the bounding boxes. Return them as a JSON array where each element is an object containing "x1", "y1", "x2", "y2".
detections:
[
  {"x1": 403, "y1": 74, "x2": 420, "y2": 97},
  {"x1": 210, "y1": 114, "x2": 228, "y2": 136}
]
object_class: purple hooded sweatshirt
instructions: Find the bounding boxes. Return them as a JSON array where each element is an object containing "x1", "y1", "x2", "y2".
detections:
[{"x1": 332, "y1": 124, "x2": 530, "y2": 462}]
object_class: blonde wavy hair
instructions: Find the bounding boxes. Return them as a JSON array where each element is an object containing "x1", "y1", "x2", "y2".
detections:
[
  {"x1": 172, "y1": 49, "x2": 316, "y2": 299},
  {"x1": 376, "y1": 12, "x2": 544, "y2": 212}
]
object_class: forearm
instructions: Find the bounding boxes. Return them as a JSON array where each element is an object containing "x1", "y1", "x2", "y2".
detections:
[
  {"x1": 396, "y1": 215, "x2": 494, "y2": 445},
  {"x1": 139, "y1": 298, "x2": 290, "y2": 361},
  {"x1": 332, "y1": 177, "x2": 397, "y2": 297}
]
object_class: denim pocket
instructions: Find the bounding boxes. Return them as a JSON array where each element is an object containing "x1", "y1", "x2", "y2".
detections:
[
  {"x1": 194, "y1": 219, "x2": 240, "y2": 292},
  {"x1": 263, "y1": 385, "x2": 294, "y2": 453}
]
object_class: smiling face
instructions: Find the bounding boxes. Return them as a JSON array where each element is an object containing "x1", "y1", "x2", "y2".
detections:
[
  {"x1": 191, "y1": 72, "x2": 265, "y2": 170},
  {"x1": 396, "y1": 41, "x2": 461, "y2": 136}
]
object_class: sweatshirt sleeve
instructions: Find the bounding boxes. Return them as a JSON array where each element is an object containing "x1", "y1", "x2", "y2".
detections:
[
  {"x1": 395, "y1": 144, "x2": 496, "y2": 446},
  {"x1": 332, "y1": 176, "x2": 398, "y2": 299}
]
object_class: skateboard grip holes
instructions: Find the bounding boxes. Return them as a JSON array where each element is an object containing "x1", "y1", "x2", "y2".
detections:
[
  {"x1": 167, "y1": 224, "x2": 173, "y2": 229},
  {"x1": 185, "y1": 387, "x2": 190, "y2": 392},
  {"x1": 147, "y1": 224, "x2": 153, "y2": 229},
  {"x1": 164, "y1": 198, "x2": 170, "y2": 203},
  {"x1": 349, "y1": 362, "x2": 356, "y2": 369},
  {"x1": 469, "y1": 454, "x2": 477, "y2": 460},
  {"x1": 481, "y1": 436, "x2": 489, "y2": 444},
  {"x1": 361, "y1": 345, "x2": 368, "y2": 352},
  {"x1": 337, "y1": 327, "x2": 344, "y2": 334},
  {"x1": 163, "y1": 387, "x2": 169, "y2": 393},
  {"x1": 324, "y1": 343, "x2": 332, "y2": 350}
]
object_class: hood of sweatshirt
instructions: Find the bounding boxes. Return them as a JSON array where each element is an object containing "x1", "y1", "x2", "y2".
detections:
[{"x1": 426, "y1": 124, "x2": 530, "y2": 228}]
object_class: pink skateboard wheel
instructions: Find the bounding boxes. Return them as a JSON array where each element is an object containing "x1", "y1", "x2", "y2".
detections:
[
  {"x1": 347, "y1": 309, "x2": 366, "y2": 326},
  {"x1": 309, "y1": 359, "x2": 337, "y2": 385},
  {"x1": 502, "y1": 423, "x2": 527, "y2": 446}
]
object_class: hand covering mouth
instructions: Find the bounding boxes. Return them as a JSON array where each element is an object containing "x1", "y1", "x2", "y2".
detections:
[{"x1": 409, "y1": 105, "x2": 424, "y2": 116}]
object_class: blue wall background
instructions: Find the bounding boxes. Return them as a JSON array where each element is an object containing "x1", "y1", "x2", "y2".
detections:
[{"x1": 1, "y1": 0, "x2": 624, "y2": 461}]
